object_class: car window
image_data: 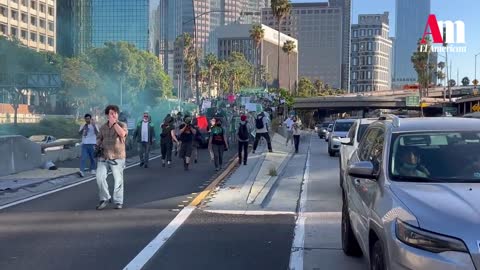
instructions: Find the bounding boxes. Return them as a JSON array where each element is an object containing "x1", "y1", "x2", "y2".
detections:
[
  {"x1": 347, "y1": 122, "x2": 357, "y2": 142},
  {"x1": 322, "y1": 123, "x2": 330, "y2": 128},
  {"x1": 358, "y1": 128, "x2": 380, "y2": 161},
  {"x1": 357, "y1": 124, "x2": 369, "y2": 143},
  {"x1": 369, "y1": 129, "x2": 385, "y2": 174},
  {"x1": 334, "y1": 121, "x2": 354, "y2": 132},
  {"x1": 390, "y1": 131, "x2": 480, "y2": 182}
]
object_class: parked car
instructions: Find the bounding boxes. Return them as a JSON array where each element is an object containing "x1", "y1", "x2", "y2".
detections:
[
  {"x1": 317, "y1": 122, "x2": 332, "y2": 139},
  {"x1": 338, "y1": 118, "x2": 376, "y2": 188},
  {"x1": 327, "y1": 119, "x2": 355, "y2": 156},
  {"x1": 325, "y1": 123, "x2": 333, "y2": 142},
  {"x1": 342, "y1": 115, "x2": 480, "y2": 270}
]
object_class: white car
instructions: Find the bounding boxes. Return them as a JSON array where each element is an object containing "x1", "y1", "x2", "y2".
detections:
[{"x1": 338, "y1": 118, "x2": 376, "y2": 188}]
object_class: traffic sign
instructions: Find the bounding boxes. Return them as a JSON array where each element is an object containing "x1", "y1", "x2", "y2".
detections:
[{"x1": 405, "y1": 95, "x2": 420, "y2": 107}]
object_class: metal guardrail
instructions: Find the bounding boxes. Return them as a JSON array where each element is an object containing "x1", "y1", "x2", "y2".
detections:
[{"x1": 40, "y1": 139, "x2": 80, "y2": 153}]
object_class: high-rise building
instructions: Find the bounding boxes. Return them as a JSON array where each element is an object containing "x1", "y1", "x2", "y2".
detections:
[
  {"x1": 262, "y1": 2, "x2": 343, "y2": 89},
  {"x1": 216, "y1": 23, "x2": 298, "y2": 91},
  {"x1": 350, "y1": 12, "x2": 392, "y2": 93},
  {"x1": 1, "y1": 0, "x2": 56, "y2": 53},
  {"x1": 329, "y1": 0, "x2": 351, "y2": 90},
  {"x1": 57, "y1": 0, "x2": 161, "y2": 56},
  {"x1": 393, "y1": 0, "x2": 430, "y2": 88}
]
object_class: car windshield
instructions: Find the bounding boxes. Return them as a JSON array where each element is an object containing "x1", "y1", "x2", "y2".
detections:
[
  {"x1": 390, "y1": 131, "x2": 480, "y2": 183},
  {"x1": 357, "y1": 124, "x2": 369, "y2": 143},
  {"x1": 334, "y1": 122, "x2": 354, "y2": 132},
  {"x1": 321, "y1": 123, "x2": 331, "y2": 128}
]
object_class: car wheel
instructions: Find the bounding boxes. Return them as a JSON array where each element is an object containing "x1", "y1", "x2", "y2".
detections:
[
  {"x1": 370, "y1": 240, "x2": 386, "y2": 270},
  {"x1": 341, "y1": 198, "x2": 363, "y2": 256}
]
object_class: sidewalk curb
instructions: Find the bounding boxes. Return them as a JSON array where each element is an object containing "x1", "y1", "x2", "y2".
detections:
[{"x1": 253, "y1": 151, "x2": 294, "y2": 206}]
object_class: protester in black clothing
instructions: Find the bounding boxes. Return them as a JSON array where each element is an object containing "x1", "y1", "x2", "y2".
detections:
[
  {"x1": 178, "y1": 117, "x2": 196, "y2": 170},
  {"x1": 209, "y1": 118, "x2": 229, "y2": 171},
  {"x1": 237, "y1": 114, "x2": 250, "y2": 165},
  {"x1": 160, "y1": 116, "x2": 178, "y2": 167}
]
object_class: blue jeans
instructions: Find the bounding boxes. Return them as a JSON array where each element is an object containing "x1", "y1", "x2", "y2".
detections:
[
  {"x1": 96, "y1": 159, "x2": 126, "y2": 205},
  {"x1": 80, "y1": 144, "x2": 96, "y2": 172}
]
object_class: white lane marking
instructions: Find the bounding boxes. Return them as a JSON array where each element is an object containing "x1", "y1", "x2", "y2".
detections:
[
  {"x1": 204, "y1": 210, "x2": 296, "y2": 216},
  {"x1": 0, "y1": 155, "x2": 161, "y2": 210},
  {"x1": 123, "y1": 205, "x2": 196, "y2": 270},
  {"x1": 289, "y1": 135, "x2": 311, "y2": 270}
]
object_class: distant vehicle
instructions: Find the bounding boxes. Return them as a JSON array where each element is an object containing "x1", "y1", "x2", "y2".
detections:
[
  {"x1": 342, "y1": 115, "x2": 480, "y2": 270},
  {"x1": 327, "y1": 119, "x2": 355, "y2": 156},
  {"x1": 338, "y1": 118, "x2": 376, "y2": 188},
  {"x1": 463, "y1": 112, "x2": 480, "y2": 119},
  {"x1": 317, "y1": 122, "x2": 332, "y2": 139},
  {"x1": 29, "y1": 135, "x2": 56, "y2": 144},
  {"x1": 325, "y1": 123, "x2": 333, "y2": 142}
]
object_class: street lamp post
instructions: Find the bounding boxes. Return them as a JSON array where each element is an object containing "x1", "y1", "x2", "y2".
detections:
[{"x1": 182, "y1": 10, "x2": 229, "y2": 112}]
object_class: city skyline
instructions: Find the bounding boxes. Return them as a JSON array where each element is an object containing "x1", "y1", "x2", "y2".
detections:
[{"x1": 292, "y1": 0, "x2": 480, "y2": 84}]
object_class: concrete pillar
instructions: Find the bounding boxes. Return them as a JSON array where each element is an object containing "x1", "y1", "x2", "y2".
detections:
[
  {"x1": 50, "y1": 94, "x2": 57, "y2": 111},
  {"x1": 34, "y1": 92, "x2": 40, "y2": 106}
]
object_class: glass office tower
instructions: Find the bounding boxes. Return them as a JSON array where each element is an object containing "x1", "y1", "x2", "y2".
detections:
[{"x1": 393, "y1": 0, "x2": 430, "y2": 88}]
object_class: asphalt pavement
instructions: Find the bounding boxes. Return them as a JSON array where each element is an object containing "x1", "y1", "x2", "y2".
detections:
[{"x1": 0, "y1": 147, "x2": 234, "y2": 270}]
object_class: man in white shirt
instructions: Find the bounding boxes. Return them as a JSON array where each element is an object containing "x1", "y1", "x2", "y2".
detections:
[
  {"x1": 133, "y1": 112, "x2": 156, "y2": 168},
  {"x1": 79, "y1": 113, "x2": 99, "y2": 177},
  {"x1": 284, "y1": 116, "x2": 294, "y2": 146}
]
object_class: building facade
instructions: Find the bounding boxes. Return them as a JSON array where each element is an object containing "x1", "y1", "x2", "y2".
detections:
[
  {"x1": 0, "y1": 0, "x2": 56, "y2": 52},
  {"x1": 262, "y1": 2, "x2": 343, "y2": 89},
  {"x1": 57, "y1": 0, "x2": 160, "y2": 56},
  {"x1": 216, "y1": 24, "x2": 298, "y2": 91},
  {"x1": 392, "y1": 0, "x2": 430, "y2": 89},
  {"x1": 329, "y1": 0, "x2": 351, "y2": 90},
  {"x1": 350, "y1": 12, "x2": 392, "y2": 93}
]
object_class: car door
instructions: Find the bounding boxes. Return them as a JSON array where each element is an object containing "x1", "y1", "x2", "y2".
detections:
[
  {"x1": 341, "y1": 122, "x2": 357, "y2": 176},
  {"x1": 346, "y1": 127, "x2": 380, "y2": 251}
]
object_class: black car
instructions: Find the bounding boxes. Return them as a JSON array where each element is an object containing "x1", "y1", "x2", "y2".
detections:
[{"x1": 317, "y1": 122, "x2": 332, "y2": 139}]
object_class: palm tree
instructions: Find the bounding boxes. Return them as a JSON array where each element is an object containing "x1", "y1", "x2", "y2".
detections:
[
  {"x1": 271, "y1": 0, "x2": 292, "y2": 89},
  {"x1": 282, "y1": 40, "x2": 296, "y2": 93},
  {"x1": 438, "y1": 61, "x2": 446, "y2": 85},
  {"x1": 213, "y1": 60, "x2": 228, "y2": 97},
  {"x1": 249, "y1": 24, "x2": 265, "y2": 86},
  {"x1": 314, "y1": 79, "x2": 324, "y2": 96},
  {"x1": 204, "y1": 53, "x2": 218, "y2": 98},
  {"x1": 176, "y1": 33, "x2": 193, "y2": 99}
]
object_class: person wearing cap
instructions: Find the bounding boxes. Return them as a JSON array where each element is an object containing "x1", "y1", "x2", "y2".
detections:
[
  {"x1": 237, "y1": 114, "x2": 251, "y2": 165},
  {"x1": 160, "y1": 116, "x2": 178, "y2": 167},
  {"x1": 178, "y1": 116, "x2": 197, "y2": 170},
  {"x1": 133, "y1": 112, "x2": 155, "y2": 168}
]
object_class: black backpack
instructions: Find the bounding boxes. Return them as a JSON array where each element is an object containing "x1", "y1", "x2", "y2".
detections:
[
  {"x1": 238, "y1": 123, "x2": 249, "y2": 141},
  {"x1": 160, "y1": 124, "x2": 169, "y2": 138},
  {"x1": 255, "y1": 116, "x2": 264, "y2": 129}
]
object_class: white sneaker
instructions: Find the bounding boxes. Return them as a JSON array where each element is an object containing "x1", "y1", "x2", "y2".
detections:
[
  {"x1": 91, "y1": 170, "x2": 96, "y2": 174},
  {"x1": 78, "y1": 171, "x2": 85, "y2": 178}
]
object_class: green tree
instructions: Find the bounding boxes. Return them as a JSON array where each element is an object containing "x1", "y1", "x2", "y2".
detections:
[
  {"x1": 437, "y1": 61, "x2": 446, "y2": 85},
  {"x1": 0, "y1": 36, "x2": 60, "y2": 124},
  {"x1": 249, "y1": 23, "x2": 265, "y2": 86},
  {"x1": 462, "y1": 77, "x2": 470, "y2": 86},
  {"x1": 313, "y1": 79, "x2": 324, "y2": 96},
  {"x1": 226, "y1": 52, "x2": 253, "y2": 93},
  {"x1": 271, "y1": 0, "x2": 292, "y2": 88},
  {"x1": 282, "y1": 40, "x2": 296, "y2": 93},
  {"x1": 411, "y1": 38, "x2": 435, "y2": 98},
  {"x1": 297, "y1": 77, "x2": 315, "y2": 97},
  {"x1": 204, "y1": 53, "x2": 218, "y2": 98},
  {"x1": 448, "y1": 79, "x2": 456, "y2": 87},
  {"x1": 213, "y1": 60, "x2": 228, "y2": 96}
]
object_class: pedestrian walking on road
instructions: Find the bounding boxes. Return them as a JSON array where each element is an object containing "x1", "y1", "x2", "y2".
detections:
[
  {"x1": 178, "y1": 117, "x2": 196, "y2": 171},
  {"x1": 133, "y1": 112, "x2": 155, "y2": 168},
  {"x1": 284, "y1": 116, "x2": 294, "y2": 147},
  {"x1": 191, "y1": 118, "x2": 202, "y2": 164},
  {"x1": 237, "y1": 114, "x2": 250, "y2": 165},
  {"x1": 252, "y1": 112, "x2": 272, "y2": 153},
  {"x1": 79, "y1": 113, "x2": 99, "y2": 177},
  {"x1": 292, "y1": 117, "x2": 301, "y2": 154},
  {"x1": 96, "y1": 105, "x2": 128, "y2": 210},
  {"x1": 160, "y1": 116, "x2": 178, "y2": 168},
  {"x1": 209, "y1": 118, "x2": 229, "y2": 171}
]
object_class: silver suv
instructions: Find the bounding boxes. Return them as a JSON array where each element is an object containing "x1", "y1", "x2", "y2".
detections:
[{"x1": 342, "y1": 115, "x2": 480, "y2": 270}]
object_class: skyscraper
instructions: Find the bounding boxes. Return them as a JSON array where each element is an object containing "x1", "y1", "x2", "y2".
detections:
[
  {"x1": 57, "y1": 0, "x2": 161, "y2": 56},
  {"x1": 393, "y1": 0, "x2": 430, "y2": 89},
  {"x1": 350, "y1": 12, "x2": 392, "y2": 93},
  {"x1": 330, "y1": 0, "x2": 351, "y2": 90},
  {"x1": 262, "y1": 3, "x2": 344, "y2": 89}
]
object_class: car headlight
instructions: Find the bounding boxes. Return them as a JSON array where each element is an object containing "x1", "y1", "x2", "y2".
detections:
[
  {"x1": 396, "y1": 219, "x2": 468, "y2": 253},
  {"x1": 332, "y1": 136, "x2": 341, "y2": 140}
]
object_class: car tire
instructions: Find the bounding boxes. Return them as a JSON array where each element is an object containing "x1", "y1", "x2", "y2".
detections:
[
  {"x1": 370, "y1": 240, "x2": 386, "y2": 270},
  {"x1": 341, "y1": 198, "x2": 363, "y2": 257}
]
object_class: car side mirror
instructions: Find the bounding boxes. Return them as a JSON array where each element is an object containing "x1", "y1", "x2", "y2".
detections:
[
  {"x1": 339, "y1": 138, "x2": 353, "y2": 146},
  {"x1": 348, "y1": 161, "x2": 376, "y2": 179}
]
